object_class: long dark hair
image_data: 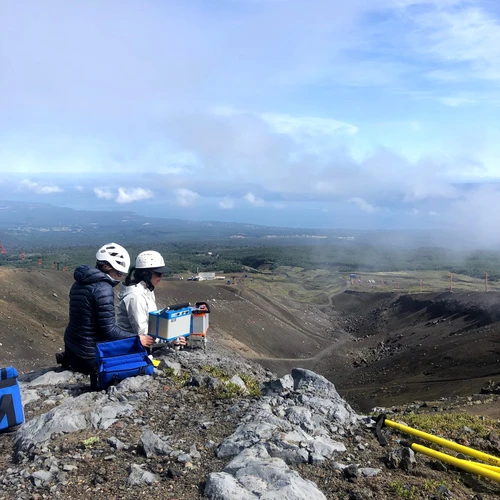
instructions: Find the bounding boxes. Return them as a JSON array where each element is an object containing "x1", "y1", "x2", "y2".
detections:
[{"x1": 124, "y1": 267, "x2": 154, "y2": 288}]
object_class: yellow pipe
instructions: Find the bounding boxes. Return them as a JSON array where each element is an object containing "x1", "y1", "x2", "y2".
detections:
[
  {"x1": 384, "y1": 418, "x2": 500, "y2": 466},
  {"x1": 412, "y1": 445, "x2": 500, "y2": 473},
  {"x1": 474, "y1": 463, "x2": 500, "y2": 474},
  {"x1": 411, "y1": 444, "x2": 500, "y2": 483}
]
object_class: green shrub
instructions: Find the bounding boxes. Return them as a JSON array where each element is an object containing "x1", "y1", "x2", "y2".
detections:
[
  {"x1": 389, "y1": 480, "x2": 419, "y2": 499},
  {"x1": 81, "y1": 436, "x2": 99, "y2": 448},
  {"x1": 239, "y1": 373, "x2": 261, "y2": 397},
  {"x1": 401, "y1": 412, "x2": 497, "y2": 438}
]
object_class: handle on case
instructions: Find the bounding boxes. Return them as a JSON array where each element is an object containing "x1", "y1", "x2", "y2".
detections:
[
  {"x1": 158, "y1": 302, "x2": 191, "y2": 314},
  {"x1": 195, "y1": 301, "x2": 211, "y2": 313}
]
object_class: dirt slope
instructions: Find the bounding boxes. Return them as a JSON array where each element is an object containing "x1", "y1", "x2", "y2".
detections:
[
  {"x1": 1, "y1": 269, "x2": 499, "y2": 416},
  {"x1": 0, "y1": 268, "x2": 73, "y2": 371},
  {"x1": 0, "y1": 269, "x2": 334, "y2": 372},
  {"x1": 322, "y1": 291, "x2": 500, "y2": 411}
]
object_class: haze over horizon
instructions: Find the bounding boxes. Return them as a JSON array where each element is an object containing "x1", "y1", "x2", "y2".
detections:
[{"x1": 1, "y1": 1, "x2": 500, "y2": 240}]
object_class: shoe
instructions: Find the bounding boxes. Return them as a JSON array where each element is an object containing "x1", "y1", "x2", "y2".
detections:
[{"x1": 55, "y1": 352, "x2": 70, "y2": 369}]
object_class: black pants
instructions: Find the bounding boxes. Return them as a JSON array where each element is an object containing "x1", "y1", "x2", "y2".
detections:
[
  {"x1": 60, "y1": 347, "x2": 98, "y2": 390},
  {"x1": 64, "y1": 347, "x2": 96, "y2": 375}
]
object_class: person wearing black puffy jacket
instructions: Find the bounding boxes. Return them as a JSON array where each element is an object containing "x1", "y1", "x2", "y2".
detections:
[{"x1": 60, "y1": 242, "x2": 154, "y2": 375}]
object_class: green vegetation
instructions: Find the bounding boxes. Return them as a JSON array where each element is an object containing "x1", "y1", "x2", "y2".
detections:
[
  {"x1": 200, "y1": 365, "x2": 261, "y2": 399},
  {"x1": 3, "y1": 202, "x2": 500, "y2": 281},
  {"x1": 201, "y1": 365, "x2": 231, "y2": 382},
  {"x1": 3, "y1": 242, "x2": 500, "y2": 284},
  {"x1": 162, "y1": 367, "x2": 177, "y2": 378},
  {"x1": 423, "y1": 479, "x2": 449, "y2": 494},
  {"x1": 81, "y1": 436, "x2": 100, "y2": 448},
  {"x1": 389, "y1": 480, "x2": 419, "y2": 499},
  {"x1": 239, "y1": 373, "x2": 261, "y2": 397},
  {"x1": 216, "y1": 381, "x2": 245, "y2": 400},
  {"x1": 163, "y1": 368, "x2": 191, "y2": 387},
  {"x1": 399, "y1": 412, "x2": 498, "y2": 438}
]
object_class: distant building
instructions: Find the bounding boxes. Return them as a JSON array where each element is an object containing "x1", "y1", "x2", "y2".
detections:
[{"x1": 197, "y1": 272, "x2": 216, "y2": 281}]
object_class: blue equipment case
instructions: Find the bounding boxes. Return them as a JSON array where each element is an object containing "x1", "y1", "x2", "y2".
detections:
[
  {"x1": 96, "y1": 336, "x2": 154, "y2": 390},
  {"x1": 0, "y1": 367, "x2": 24, "y2": 432},
  {"x1": 148, "y1": 303, "x2": 192, "y2": 341}
]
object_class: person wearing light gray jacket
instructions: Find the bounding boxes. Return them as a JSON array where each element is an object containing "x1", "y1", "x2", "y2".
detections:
[
  {"x1": 116, "y1": 250, "x2": 169, "y2": 335},
  {"x1": 117, "y1": 280, "x2": 157, "y2": 334}
]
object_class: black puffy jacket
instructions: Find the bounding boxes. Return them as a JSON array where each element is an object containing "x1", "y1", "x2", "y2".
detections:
[{"x1": 64, "y1": 265, "x2": 133, "y2": 359}]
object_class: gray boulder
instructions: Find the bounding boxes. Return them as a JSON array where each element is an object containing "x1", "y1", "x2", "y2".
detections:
[
  {"x1": 113, "y1": 375, "x2": 157, "y2": 394},
  {"x1": 23, "y1": 370, "x2": 78, "y2": 388},
  {"x1": 205, "y1": 472, "x2": 257, "y2": 500},
  {"x1": 229, "y1": 375, "x2": 247, "y2": 392},
  {"x1": 31, "y1": 470, "x2": 53, "y2": 488},
  {"x1": 260, "y1": 374, "x2": 294, "y2": 396},
  {"x1": 139, "y1": 429, "x2": 173, "y2": 458},
  {"x1": 161, "y1": 360, "x2": 182, "y2": 376},
  {"x1": 126, "y1": 464, "x2": 159, "y2": 486},
  {"x1": 20, "y1": 389, "x2": 40, "y2": 407},
  {"x1": 206, "y1": 449, "x2": 327, "y2": 500},
  {"x1": 15, "y1": 392, "x2": 133, "y2": 452}
]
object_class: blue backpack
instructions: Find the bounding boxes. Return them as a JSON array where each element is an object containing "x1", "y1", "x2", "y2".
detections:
[
  {"x1": 0, "y1": 367, "x2": 24, "y2": 432},
  {"x1": 95, "y1": 336, "x2": 154, "y2": 390}
]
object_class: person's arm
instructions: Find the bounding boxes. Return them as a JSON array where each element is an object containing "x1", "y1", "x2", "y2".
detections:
[{"x1": 94, "y1": 284, "x2": 134, "y2": 340}]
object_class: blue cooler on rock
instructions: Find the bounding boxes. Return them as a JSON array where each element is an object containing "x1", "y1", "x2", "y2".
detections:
[
  {"x1": 0, "y1": 367, "x2": 24, "y2": 432},
  {"x1": 96, "y1": 336, "x2": 154, "y2": 390}
]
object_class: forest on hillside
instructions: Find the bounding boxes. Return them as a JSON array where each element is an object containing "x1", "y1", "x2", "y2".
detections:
[{"x1": 1, "y1": 242, "x2": 500, "y2": 281}]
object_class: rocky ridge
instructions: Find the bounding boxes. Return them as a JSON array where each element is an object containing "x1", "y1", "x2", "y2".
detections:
[{"x1": 1, "y1": 341, "x2": 499, "y2": 499}]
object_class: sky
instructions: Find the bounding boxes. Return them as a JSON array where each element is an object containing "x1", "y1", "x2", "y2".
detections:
[{"x1": 1, "y1": 0, "x2": 500, "y2": 239}]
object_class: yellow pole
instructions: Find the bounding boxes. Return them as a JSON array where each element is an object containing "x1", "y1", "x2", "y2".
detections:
[
  {"x1": 475, "y1": 463, "x2": 500, "y2": 474},
  {"x1": 384, "y1": 419, "x2": 500, "y2": 466},
  {"x1": 411, "y1": 444, "x2": 500, "y2": 483},
  {"x1": 412, "y1": 444, "x2": 500, "y2": 473}
]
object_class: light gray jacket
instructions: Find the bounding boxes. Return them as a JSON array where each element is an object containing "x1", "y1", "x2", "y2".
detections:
[{"x1": 116, "y1": 281, "x2": 157, "y2": 335}]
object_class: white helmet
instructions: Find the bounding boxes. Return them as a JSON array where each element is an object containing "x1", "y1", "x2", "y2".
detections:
[
  {"x1": 135, "y1": 250, "x2": 170, "y2": 273},
  {"x1": 96, "y1": 242, "x2": 130, "y2": 274}
]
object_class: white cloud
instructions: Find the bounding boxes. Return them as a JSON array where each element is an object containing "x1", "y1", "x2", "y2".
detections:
[
  {"x1": 116, "y1": 187, "x2": 153, "y2": 204},
  {"x1": 168, "y1": 104, "x2": 489, "y2": 211},
  {"x1": 244, "y1": 192, "x2": 265, "y2": 206},
  {"x1": 349, "y1": 197, "x2": 378, "y2": 213},
  {"x1": 175, "y1": 188, "x2": 199, "y2": 207},
  {"x1": 393, "y1": 0, "x2": 463, "y2": 6},
  {"x1": 429, "y1": 210, "x2": 438, "y2": 216},
  {"x1": 261, "y1": 112, "x2": 358, "y2": 138},
  {"x1": 93, "y1": 186, "x2": 153, "y2": 203},
  {"x1": 75, "y1": 185, "x2": 84, "y2": 191},
  {"x1": 210, "y1": 108, "x2": 358, "y2": 156},
  {"x1": 219, "y1": 196, "x2": 235, "y2": 209},
  {"x1": 409, "y1": 4, "x2": 500, "y2": 82},
  {"x1": 439, "y1": 97, "x2": 475, "y2": 107},
  {"x1": 2, "y1": 0, "x2": 500, "y2": 234},
  {"x1": 94, "y1": 187, "x2": 114, "y2": 200},
  {"x1": 18, "y1": 179, "x2": 62, "y2": 194},
  {"x1": 273, "y1": 202, "x2": 286, "y2": 209}
]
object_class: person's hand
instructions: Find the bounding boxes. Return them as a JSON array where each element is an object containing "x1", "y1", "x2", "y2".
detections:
[
  {"x1": 169, "y1": 336, "x2": 187, "y2": 348},
  {"x1": 139, "y1": 335, "x2": 155, "y2": 347}
]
